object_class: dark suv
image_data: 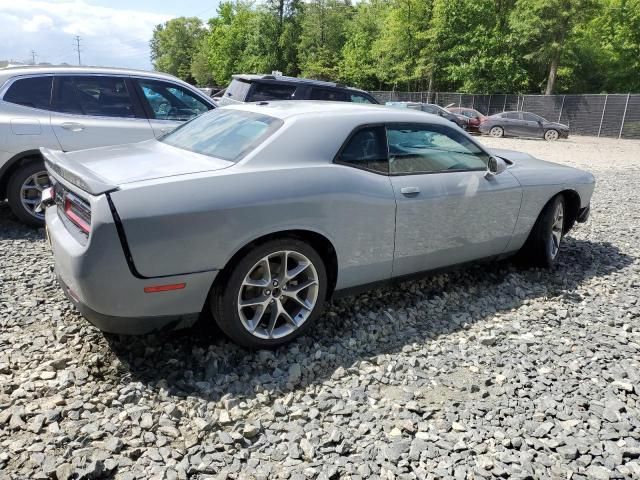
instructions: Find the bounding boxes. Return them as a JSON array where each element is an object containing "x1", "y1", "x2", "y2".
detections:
[{"x1": 218, "y1": 74, "x2": 379, "y2": 106}]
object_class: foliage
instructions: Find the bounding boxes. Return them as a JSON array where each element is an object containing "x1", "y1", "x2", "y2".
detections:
[
  {"x1": 150, "y1": 0, "x2": 639, "y2": 94},
  {"x1": 150, "y1": 17, "x2": 205, "y2": 84}
]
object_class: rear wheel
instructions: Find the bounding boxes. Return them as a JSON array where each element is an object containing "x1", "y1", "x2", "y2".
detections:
[
  {"x1": 520, "y1": 195, "x2": 565, "y2": 268},
  {"x1": 544, "y1": 129, "x2": 559, "y2": 141},
  {"x1": 7, "y1": 161, "x2": 50, "y2": 227},
  {"x1": 212, "y1": 238, "x2": 327, "y2": 349},
  {"x1": 489, "y1": 126, "x2": 504, "y2": 138}
]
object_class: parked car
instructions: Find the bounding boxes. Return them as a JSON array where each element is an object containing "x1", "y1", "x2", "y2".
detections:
[
  {"x1": 0, "y1": 66, "x2": 216, "y2": 226},
  {"x1": 41, "y1": 101, "x2": 594, "y2": 348},
  {"x1": 447, "y1": 107, "x2": 487, "y2": 133},
  {"x1": 479, "y1": 111, "x2": 569, "y2": 141},
  {"x1": 217, "y1": 74, "x2": 379, "y2": 106},
  {"x1": 386, "y1": 102, "x2": 469, "y2": 130}
]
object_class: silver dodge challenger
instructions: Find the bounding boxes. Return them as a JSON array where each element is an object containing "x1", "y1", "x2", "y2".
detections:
[{"x1": 41, "y1": 101, "x2": 595, "y2": 349}]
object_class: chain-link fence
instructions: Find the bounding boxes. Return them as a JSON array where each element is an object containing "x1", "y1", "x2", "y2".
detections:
[{"x1": 371, "y1": 91, "x2": 640, "y2": 139}]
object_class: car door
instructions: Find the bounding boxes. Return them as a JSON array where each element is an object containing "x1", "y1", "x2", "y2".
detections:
[
  {"x1": 500, "y1": 112, "x2": 522, "y2": 136},
  {"x1": 522, "y1": 112, "x2": 544, "y2": 137},
  {"x1": 388, "y1": 123, "x2": 522, "y2": 277},
  {"x1": 134, "y1": 78, "x2": 213, "y2": 137},
  {"x1": 49, "y1": 75, "x2": 154, "y2": 151}
]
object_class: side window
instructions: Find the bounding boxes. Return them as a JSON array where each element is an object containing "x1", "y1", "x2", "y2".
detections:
[
  {"x1": 421, "y1": 105, "x2": 439, "y2": 114},
  {"x1": 523, "y1": 113, "x2": 541, "y2": 122},
  {"x1": 337, "y1": 126, "x2": 388, "y2": 173},
  {"x1": 310, "y1": 88, "x2": 347, "y2": 102},
  {"x1": 3, "y1": 76, "x2": 52, "y2": 110},
  {"x1": 138, "y1": 80, "x2": 210, "y2": 121},
  {"x1": 387, "y1": 124, "x2": 489, "y2": 174},
  {"x1": 503, "y1": 112, "x2": 520, "y2": 120},
  {"x1": 350, "y1": 93, "x2": 375, "y2": 104},
  {"x1": 51, "y1": 76, "x2": 136, "y2": 117},
  {"x1": 248, "y1": 83, "x2": 296, "y2": 101}
]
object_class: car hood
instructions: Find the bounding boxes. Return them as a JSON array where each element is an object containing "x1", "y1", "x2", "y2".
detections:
[
  {"x1": 488, "y1": 148, "x2": 594, "y2": 186},
  {"x1": 42, "y1": 140, "x2": 234, "y2": 195}
]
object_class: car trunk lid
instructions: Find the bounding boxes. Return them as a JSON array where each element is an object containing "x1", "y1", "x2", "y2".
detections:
[{"x1": 41, "y1": 140, "x2": 234, "y2": 195}]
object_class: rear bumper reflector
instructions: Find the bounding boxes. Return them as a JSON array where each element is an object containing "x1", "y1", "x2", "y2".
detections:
[{"x1": 144, "y1": 283, "x2": 186, "y2": 293}]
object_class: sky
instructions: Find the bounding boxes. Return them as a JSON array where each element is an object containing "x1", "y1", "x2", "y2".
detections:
[{"x1": 0, "y1": 0, "x2": 222, "y2": 70}]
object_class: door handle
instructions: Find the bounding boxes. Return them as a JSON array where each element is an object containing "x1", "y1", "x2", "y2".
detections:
[
  {"x1": 400, "y1": 186, "x2": 420, "y2": 196},
  {"x1": 61, "y1": 122, "x2": 84, "y2": 132}
]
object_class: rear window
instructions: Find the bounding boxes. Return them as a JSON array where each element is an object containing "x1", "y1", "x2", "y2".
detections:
[
  {"x1": 3, "y1": 76, "x2": 52, "y2": 110},
  {"x1": 161, "y1": 109, "x2": 282, "y2": 162},
  {"x1": 225, "y1": 79, "x2": 251, "y2": 101}
]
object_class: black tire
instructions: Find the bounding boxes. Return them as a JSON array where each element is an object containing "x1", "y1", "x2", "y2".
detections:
[
  {"x1": 520, "y1": 195, "x2": 566, "y2": 268},
  {"x1": 6, "y1": 160, "x2": 49, "y2": 228},
  {"x1": 211, "y1": 238, "x2": 328, "y2": 349}
]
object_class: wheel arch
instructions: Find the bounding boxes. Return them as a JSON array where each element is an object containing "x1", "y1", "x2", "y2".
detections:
[
  {"x1": 0, "y1": 149, "x2": 44, "y2": 199},
  {"x1": 559, "y1": 188, "x2": 581, "y2": 234},
  {"x1": 214, "y1": 229, "x2": 339, "y2": 300}
]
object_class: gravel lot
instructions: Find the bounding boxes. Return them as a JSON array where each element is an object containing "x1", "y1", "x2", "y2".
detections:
[{"x1": 1, "y1": 135, "x2": 639, "y2": 480}]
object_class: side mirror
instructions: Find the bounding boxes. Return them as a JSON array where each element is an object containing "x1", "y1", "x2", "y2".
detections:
[{"x1": 486, "y1": 156, "x2": 507, "y2": 177}]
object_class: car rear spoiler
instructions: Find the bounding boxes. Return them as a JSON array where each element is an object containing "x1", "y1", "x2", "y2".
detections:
[{"x1": 40, "y1": 148, "x2": 118, "y2": 196}]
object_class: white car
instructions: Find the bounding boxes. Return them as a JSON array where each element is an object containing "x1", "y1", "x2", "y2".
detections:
[{"x1": 0, "y1": 66, "x2": 215, "y2": 226}]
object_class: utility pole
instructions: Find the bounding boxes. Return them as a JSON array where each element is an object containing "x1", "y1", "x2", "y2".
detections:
[
  {"x1": 30, "y1": 50, "x2": 37, "y2": 64},
  {"x1": 73, "y1": 35, "x2": 82, "y2": 65}
]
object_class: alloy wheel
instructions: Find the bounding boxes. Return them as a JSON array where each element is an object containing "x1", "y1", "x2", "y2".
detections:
[
  {"x1": 545, "y1": 129, "x2": 559, "y2": 141},
  {"x1": 549, "y1": 202, "x2": 564, "y2": 259},
  {"x1": 20, "y1": 171, "x2": 50, "y2": 220},
  {"x1": 490, "y1": 126, "x2": 503, "y2": 138},
  {"x1": 237, "y1": 250, "x2": 319, "y2": 339}
]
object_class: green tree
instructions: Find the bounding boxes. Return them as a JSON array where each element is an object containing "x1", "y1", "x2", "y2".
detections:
[
  {"x1": 510, "y1": 0, "x2": 597, "y2": 94},
  {"x1": 298, "y1": 0, "x2": 353, "y2": 80},
  {"x1": 150, "y1": 17, "x2": 205, "y2": 83},
  {"x1": 338, "y1": 0, "x2": 388, "y2": 89}
]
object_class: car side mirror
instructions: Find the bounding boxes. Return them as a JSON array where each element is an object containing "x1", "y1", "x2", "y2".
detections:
[{"x1": 486, "y1": 156, "x2": 507, "y2": 177}]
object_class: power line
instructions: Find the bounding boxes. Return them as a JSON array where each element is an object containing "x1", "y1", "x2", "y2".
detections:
[{"x1": 73, "y1": 35, "x2": 82, "y2": 65}]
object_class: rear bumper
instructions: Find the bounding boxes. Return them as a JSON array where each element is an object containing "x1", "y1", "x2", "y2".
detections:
[
  {"x1": 58, "y1": 275, "x2": 200, "y2": 334},
  {"x1": 46, "y1": 203, "x2": 217, "y2": 335}
]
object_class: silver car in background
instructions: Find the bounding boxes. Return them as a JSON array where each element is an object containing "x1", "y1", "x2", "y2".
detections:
[
  {"x1": 42, "y1": 102, "x2": 595, "y2": 349},
  {"x1": 0, "y1": 66, "x2": 215, "y2": 226}
]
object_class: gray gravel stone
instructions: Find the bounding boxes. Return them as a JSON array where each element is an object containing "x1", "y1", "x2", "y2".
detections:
[{"x1": 1, "y1": 143, "x2": 639, "y2": 479}]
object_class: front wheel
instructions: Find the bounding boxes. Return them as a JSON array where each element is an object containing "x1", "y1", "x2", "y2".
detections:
[
  {"x1": 489, "y1": 126, "x2": 504, "y2": 138},
  {"x1": 544, "y1": 129, "x2": 559, "y2": 141},
  {"x1": 212, "y1": 239, "x2": 327, "y2": 349},
  {"x1": 520, "y1": 195, "x2": 565, "y2": 268},
  {"x1": 7, "y1": 161, "x2": 50, "y2": 227}
]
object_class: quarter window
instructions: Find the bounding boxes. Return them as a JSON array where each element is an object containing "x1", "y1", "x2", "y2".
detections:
[
  {"x1": 387, "y1": 124, "x2": 489, "y2": 174},
  {"x1": 337, "y1": 126, "x2": 388, "y2": 173},
  {"x1": 3, "y1": 76, "x2": 52, "y2": 110},
  {"x1": 52, "y1": 76, "x2": 136, "y2": 117},
  {"x1": 138, "y1": 79, "x2": 209, "y2": 121}
]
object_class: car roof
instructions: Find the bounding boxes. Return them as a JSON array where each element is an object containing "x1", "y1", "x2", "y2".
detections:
[
  {"x1": 223, "y1": 100, "x2": 454, "y2": 125},
  {"x1": 231, "y1": 74, "x2": 371, "y2": 94},
  {"x1": 0, "y1": 65, "x2": 186, "y2": 85}
]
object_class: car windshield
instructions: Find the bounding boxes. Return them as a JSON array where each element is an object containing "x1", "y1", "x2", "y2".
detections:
[{"x1": 161, "y1": 109, "x2": 283, "y2": 162}]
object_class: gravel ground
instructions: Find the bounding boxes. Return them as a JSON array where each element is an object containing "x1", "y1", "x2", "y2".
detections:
[{"x1": 1, "y1": 136, "x2": 639, "y2": 480}]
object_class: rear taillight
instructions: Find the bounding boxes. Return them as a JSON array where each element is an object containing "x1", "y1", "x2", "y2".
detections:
[{"x1": 63, "y1": 192, "x2": 91, "y2": 235}]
